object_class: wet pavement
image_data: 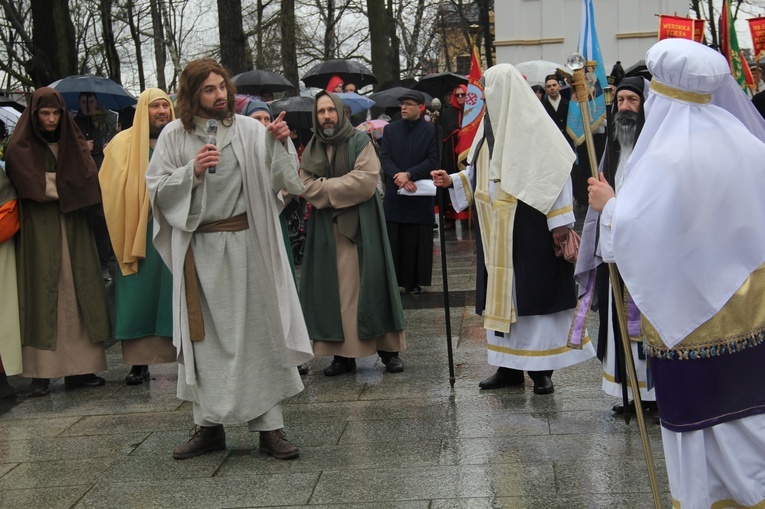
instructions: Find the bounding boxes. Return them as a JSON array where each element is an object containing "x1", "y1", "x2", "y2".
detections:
[{"x1": 0, "y1": 215, "x2": 671, "y2": 508}]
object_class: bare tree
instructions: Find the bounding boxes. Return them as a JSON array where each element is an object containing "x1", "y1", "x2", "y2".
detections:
[
  {"x1": 0, "y1": 0, "x2": 79, "y2": 87},
  {"x1": 281, "y1": 0, "x2": 299, "y2": 91},
  {"x1": 100, "y1": 0, "x2": 121, "y2": 83},
  {"x1": 123, "y1": 0, "x2": 147, "y2": 90},
  {"x1": 367, "y1": 0, "x2": 396, "y2": 87},
  {"x1": 296, "y1": 0, "x2": 367, "y2": 67},
  {"x1": 0, "y1": 0, "x2": 35, "y2": 88},
  {"x1": 161, "y1": 0, "x2": 212, "y2": 91},
  {"x1": 689, "y1": 0, "x2": 758, "y2": 49},
  {"x1": 218, "y1": 0, "x2": 253, "y2": 75}
]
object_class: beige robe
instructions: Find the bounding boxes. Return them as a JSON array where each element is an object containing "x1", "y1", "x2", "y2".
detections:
[{"x1": 0, "y1": 237, "x2": 22, "y2": 375}]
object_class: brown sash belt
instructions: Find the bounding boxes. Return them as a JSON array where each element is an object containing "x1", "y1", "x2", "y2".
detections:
[{"x1": 184, "y1": 213, "x2": 249, "y2": 341}]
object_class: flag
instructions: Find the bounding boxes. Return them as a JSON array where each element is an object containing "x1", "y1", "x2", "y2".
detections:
[
  {"x1": 658, "y1": 15, "x2": 695, "y2": 41},
  {"x1": 693, "y1": 19, "x2": 706, "y2": 43},
  {"x1": 566, "y1": 0, "x2": 608, "y2": 147},
  {"x1": 720, "y1": 0, "x2": 748, "y2": 90},
  {"x1": 741, "y1": 50, "x2": 756, "y2": 91},
  {"x1": 457, "y1": 47, "x2": 484, "y2": 170},
  {"x1": 747, "y1": 16, "x2": 765, "y2": 61}
]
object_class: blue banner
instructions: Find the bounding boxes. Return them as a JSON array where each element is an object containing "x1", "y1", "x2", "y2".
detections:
[{"x1": 566, "y1": 0, "x2": 608, "y2": 146}]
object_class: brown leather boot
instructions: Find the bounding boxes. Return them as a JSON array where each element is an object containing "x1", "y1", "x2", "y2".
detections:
[
  {"x1": 259, "y1": 429, "x2": 299, "y2": 460},
  {"x1": 172, "y1": 425, "x2": 226, "y2": 460}
]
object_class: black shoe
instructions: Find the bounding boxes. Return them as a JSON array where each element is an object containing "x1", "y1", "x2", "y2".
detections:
[
  {"x1": 383, "y1": 356, "x2": 404, "y2": 373},
  {"x1": 406, "y1": 286, "x2": 422, "y2": 295},
  {"x1": 323, "y1": 357, "x2": 356, "y2": 377},
  {"x1": 532, "y1": 375, "x2": 554, "y2": 395},
  {"x1": 0, "y1": 373, "x2": 16, "y2": 399},
  {"x1": 297, "y1": 363, "x2": 309, "y2": 375},
  {"x1": 27, "y1": 378, "x2": 50, "y2": 398},
  {"x1": 173, "y1": 425, "x2": 226, "y2": 460},
  {"x1": 478, "y1": 367, "x2": 525, "y2": 389},
  {"x1": 125, "y1": 365, "x2": 150, "y2": 385},
  {"x1": 64, "y1": 374, "x2": 106, "y2": 389}
]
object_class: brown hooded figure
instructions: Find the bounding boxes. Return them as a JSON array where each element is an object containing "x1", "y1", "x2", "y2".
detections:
[{"x1": 4, "y1": 87, "x2": 110, "y2": 397}]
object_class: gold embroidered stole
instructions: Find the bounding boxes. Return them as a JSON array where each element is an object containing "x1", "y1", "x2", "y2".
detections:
[{"x1": 472, "y1": 142, "x2": 517, "y2": 333}]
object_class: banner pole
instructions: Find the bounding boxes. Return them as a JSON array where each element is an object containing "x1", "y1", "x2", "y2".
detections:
[{"x1": 569, "y1": 62, "x2": 663, "y2": 509}]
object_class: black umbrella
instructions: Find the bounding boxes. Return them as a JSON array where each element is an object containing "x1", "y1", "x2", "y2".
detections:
[
  {"x1": 232, "y1": 70, "x2": 296, "y2": 95},
  {"x1": 413, "y1": 72, "x2": 468, "y2": 101},
  {"x1": 369, "y1": 87, "x2": 432, "y2": 109},
  {"x1": 49, "y1": 75, "x2": 137, "y2": 111},
  {"x1": 301, "y1": 59, "x2": 377, "y2": 89},
  {"x1": 269, "y1": 96, "x2": 315, "y2": 130}
]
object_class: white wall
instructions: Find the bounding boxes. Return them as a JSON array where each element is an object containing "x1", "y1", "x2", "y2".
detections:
[{"x1": 494, "y1": 0, "x2": 690, "y2": 68}]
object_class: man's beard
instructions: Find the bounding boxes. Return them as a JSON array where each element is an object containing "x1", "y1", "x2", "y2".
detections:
[
  {"x1": 613, "y1": 110, "x2": 639, "y2": 150},
  {"x1": 322, "y1": 123, "x2": 336, "y2": 137},
  {"x1": 149, "y1": 121, "x2": 168, "y2": 137},
  {"x1": 199, "y1": 104, "x2": 232, "y2": 121}
]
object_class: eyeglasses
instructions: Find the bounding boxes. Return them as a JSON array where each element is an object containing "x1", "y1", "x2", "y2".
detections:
[{"x1": 454, "y1": 93, "x2": 466, "y2": 97}]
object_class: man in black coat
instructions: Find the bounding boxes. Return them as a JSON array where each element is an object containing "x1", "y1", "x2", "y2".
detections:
[
  {"x1": 542, "y1": 74, "x2": 569, "y2": 141},
  {"x1": 380, "y1": 90, "x2": 437, "y2": 295}
]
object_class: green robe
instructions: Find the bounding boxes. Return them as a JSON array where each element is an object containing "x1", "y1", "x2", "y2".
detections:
[
  {"x1": 300, "y1": 131, "x2": 404, "y2": 341},
  {"x1": 113, "y1": 221, "x2": 173, "y2": 339},
  {"x1": 15, "y1": 154, "x2": 111, "y2": 350},
  {"x1": 113, "y1": 147, "x2": 173, "y2": 340}
]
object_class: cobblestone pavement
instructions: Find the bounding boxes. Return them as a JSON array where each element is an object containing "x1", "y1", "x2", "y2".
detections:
[{"x1": 0, "y1": 216, "x2": 670, "y2": 508}]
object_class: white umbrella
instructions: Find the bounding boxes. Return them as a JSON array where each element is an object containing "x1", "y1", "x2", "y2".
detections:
[
  {"x1": 515, "y1": 60, "x2": 566, "y2": 87},
  {"x1": 0, "y1": 106, "x2": 21, "y2": 133}
]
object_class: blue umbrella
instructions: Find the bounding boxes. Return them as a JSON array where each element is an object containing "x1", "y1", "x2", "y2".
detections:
[
  {"x1": 335, "y1": 92, "x2": 375, "y2": 115},
  {"x1": 49, "y1": 75, "x2": 138, "y2": 111}
]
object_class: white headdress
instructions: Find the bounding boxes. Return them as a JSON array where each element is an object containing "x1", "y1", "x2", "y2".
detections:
[
  {"x1": 613, "y1": 38, "x2": 765, "y2": 348},
  {"x1": 484, "y1": 64, "x2": 575, "y2": 213}
]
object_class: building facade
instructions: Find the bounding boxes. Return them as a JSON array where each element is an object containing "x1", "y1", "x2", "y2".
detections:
[{"x1": 494, "y1": 0, "x2": 689, "y2": 69}]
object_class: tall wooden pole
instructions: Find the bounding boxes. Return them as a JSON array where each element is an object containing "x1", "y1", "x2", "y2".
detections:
[{"x1": 569, "y1": 63, "x2": 663, "y2": 509}]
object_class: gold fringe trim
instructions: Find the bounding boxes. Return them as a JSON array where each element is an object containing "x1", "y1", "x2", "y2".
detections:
[{"x1": 645, "y1": 327, "x2": 765, "y2": 360}]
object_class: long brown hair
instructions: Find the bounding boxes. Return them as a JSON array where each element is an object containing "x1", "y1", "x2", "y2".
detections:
[{"x1": 175, "y1": 58, "x2": 236, "y2": 133}]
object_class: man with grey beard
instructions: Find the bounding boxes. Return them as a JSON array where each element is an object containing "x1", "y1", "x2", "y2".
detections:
[
  {"x1": 298, "y1": 91, "x2": 406, "y2": 377},
  {"x1": 573, "y1": 76, "x2": 658, "y2": 418}
]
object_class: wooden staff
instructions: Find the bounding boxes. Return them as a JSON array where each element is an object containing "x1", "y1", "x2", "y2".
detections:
[{"x1": 568, "y1": 61, "x2": 663, "y2": 509}]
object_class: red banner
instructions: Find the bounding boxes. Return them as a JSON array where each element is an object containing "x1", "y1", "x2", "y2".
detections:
[
  {"x1": 748, "y1": 17, "x2": 765, "y2": 61},
  {"x1": 658, "y1": 15, "x2": 695, "y2": 41},
  {"x1": 693, "y1": 19, "x2": 705, "y2": 43}
]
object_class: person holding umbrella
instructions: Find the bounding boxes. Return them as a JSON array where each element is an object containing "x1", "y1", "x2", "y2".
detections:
[
  {"x1": 74, "y1": 92, "x2": 114, "y2": 282},
  {"x1": 4, "y1": 87, "x2": 111, "y2": 397}
]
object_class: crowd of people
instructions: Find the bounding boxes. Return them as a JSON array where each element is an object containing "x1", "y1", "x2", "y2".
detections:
[{"x1": 1, "y1": 37, "x2": 764, "y2": 507}]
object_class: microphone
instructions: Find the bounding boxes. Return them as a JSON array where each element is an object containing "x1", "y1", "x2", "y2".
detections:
[{"x1": 206, "y1": 119, "x2": 218, "y2": 174}]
